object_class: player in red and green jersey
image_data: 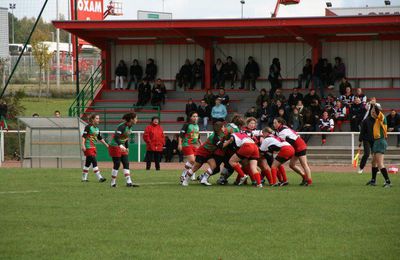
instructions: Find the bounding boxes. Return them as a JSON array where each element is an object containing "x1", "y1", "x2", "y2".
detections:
[
  {"x1": 81, "y1": 114, "x2": 109, "y2": 182},
  {"x1": 179, "y1": 111, "x2": 201, "y2": 183},
  {"x1": 181, "y1": 121, "x2": 227, "y2": 186},
  {"x1": 108, "y1": 112, "x2": 139, "y2": 188}
]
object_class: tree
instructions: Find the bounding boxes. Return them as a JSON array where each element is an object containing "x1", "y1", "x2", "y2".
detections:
[{"x1": 31, "y1": 31, "x2": 53, "y2": 99}]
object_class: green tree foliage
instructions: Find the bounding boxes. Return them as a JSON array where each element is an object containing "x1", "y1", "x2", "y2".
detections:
[{"x1": 8, "y1": 13, "x2": 69, "y2": 44}]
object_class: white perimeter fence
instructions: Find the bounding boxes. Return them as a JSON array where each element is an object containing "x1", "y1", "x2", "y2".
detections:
[{"x1": 1, "y1": 130, "x2": 399, "y2": 167}]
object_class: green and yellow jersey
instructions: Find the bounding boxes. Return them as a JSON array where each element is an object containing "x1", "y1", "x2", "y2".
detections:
[{"x1": 82, "y1": 124, "x2": 103, "y2": 149}]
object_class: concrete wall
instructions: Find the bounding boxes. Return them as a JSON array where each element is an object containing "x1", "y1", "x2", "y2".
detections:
[{"x1": 0, "y1": 7, "x2": 9, "y2": 59}]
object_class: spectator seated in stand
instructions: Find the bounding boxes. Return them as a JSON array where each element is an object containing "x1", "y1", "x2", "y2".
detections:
[
  {"x1": 298, "y1": 58, "x2": 312, "y2": 89},
  {"x1": 244, "y1": 106, "x2": 258, "y2": 119},
  {"x1": 268, "y1": 57, "x2": 282, "y2": 99},
  {"x1": 319, "y1": 111, "x2": 334, "y2": 145},
  {"x1": 190, "y1": 58, "x2": 205, "y2": 89},
  {"x1": 349, "y1": 97, "x2": 366, "y2": 132},
  {"x1": 310, "y1": 98, "x2": 323, "y2": 123},
  {"x1": 339, "y1": 77, "x2": 352, "y2": 96},
  {"x1": 175, "y1": 59, "x2": 192, "y2": 89},
  {"x1": 211, "y1": 98, "x2": 227, "y2": 123},
  {"x1": 270, "y1": 99, "x2": 286, "y2": 121},
  {"x1": 324, "y1": 94, "x2": 337, "y2": 116},
  {"x1": 322, "y1": 58, "x2": 334, "y2": 92},
  {"x1": 221, "y1": 56, "x2": 238, "y2": 89},
  {"x1": 144, "y1": 58, "x2": 157, "y2": 82},
  {"x1": 273, "y1": 88, "x2": 287, "y2": 105},
  {"x1": 332, "y1": 56, "x2": 346, "y2": 86},
  {"x1": 240, "y1": 56, "x2": 260, "y2": 91},
  {"x1": 151, "y1": 79, "x2": 166, "y2": 107},
  {"x1": 216, "y1": 88, "x2": 230, "y2": 106},
  {"x1": 288, "y1": 107, "x2": 303, "y2": 131},
  {"x1": 212, "y1": 58, "x2": 224, "y2": 89},
  {"x1": 127, "y1": 59, "x2": 143, "y2": 90},
  {"x1": 204, "y1": 89, "x2": 216, "y2": 107},
  {"x1": 136, "y1": 79, "x2": 152, "y2": 106},
  {"x1": 338, "y1": 86, "x2": 354, "y2": 108},
  {"x1": 256, "y1": 88, "x2": 270, "y2": 108},
  {"x1": 288, "y1": 87, "x2": 304, "y2": 109},
  {"x1": 353, "y1": 87, "x2": 367, "y2": 107},
  {"x1": 185, "y1": 98, "x2": 198, "y2": 119},
  {"x1": 257, "y1": 100, "x2": 271, "y2": 129},
  {"x1": 303, "y1": 88, "x2": 320, "y2": 108},
  {"x1": 333, "y1": 100, "x2": 347, "y2": 131},
  {"x1": 197, "y1": 99, "x2": 211, "y2": 131},
  {"x1": 301, "y1": 108, "x2": 317, "y2": 143},
  {"x1": 386, "y1": 109, "x2": 400, "y2": 147}
]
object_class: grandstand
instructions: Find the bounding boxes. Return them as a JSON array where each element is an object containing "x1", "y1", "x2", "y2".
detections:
[{"x1": 53, "y1": 15, "x2": 400, "y2": 164}]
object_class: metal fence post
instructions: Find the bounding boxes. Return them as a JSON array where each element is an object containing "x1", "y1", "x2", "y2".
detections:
[
  {"x1": 90, "y1": 77, "x2": 94, "y2": 100},
  {"x1": 138, "y1": 132, "x2": 141, "y2": 162},
  {"x1": 351, "y1": 132, "x2": 354, "y2": 164}
]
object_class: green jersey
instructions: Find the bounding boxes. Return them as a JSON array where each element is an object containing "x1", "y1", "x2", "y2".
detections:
[
  {"x1": 109, "y1": 122, "x2": 134, "y2": 148},
  {"x1": 180, "y1": 123, "x2": 199, "y2": 147},
  {"x1": 82, "y1": 124, "x2": 103, "y2": 149},
  {"x1": 225, "y1": 123, "x2": 240, "y2": 134},
  {"x1": 201, "y1": 131, "x2": 226, "y2": 152}
]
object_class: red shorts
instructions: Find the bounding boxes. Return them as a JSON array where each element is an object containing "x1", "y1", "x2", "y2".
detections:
[
  {"x1": 276, "y1": 145, "x2": 295, "y2": 164},
  {"x1": 84, "y1": 148, "x2": 97, "y2": 157},
  {"x1": 195, "y1": 146, "x2": 212, "y2": 158},
  {"x1": 236, "y1": 143, "x2": 259, "y2": 160},
  {"x1": 182, "y1": 145, "x2": 197, "y2": 156},
  {"x1": 293, "y1": 137, "x2": 307, "y2": 156},
  {"x1": 108, "y1": 146, "x2": 128, "y2": 158}
]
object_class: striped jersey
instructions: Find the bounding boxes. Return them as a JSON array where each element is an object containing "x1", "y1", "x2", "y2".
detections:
[
  {"x1": 180, "y1": 123, "x2": 199, "y2": 147},
  {"x1": 82, "y1": 124, "x2": 103, "y2": 149},
  {"x1": 109, "y1": 122, "x2": 134, "y2": 148}
]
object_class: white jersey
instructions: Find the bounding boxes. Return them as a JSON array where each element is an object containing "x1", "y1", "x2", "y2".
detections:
[
  {"x1": 260, "y1": 135, "x2": 291, "y2": 153},
  {"x1": 276, "y1": 126, "x2": 299, "y2": 144},
  {"x1": 232, "y1": 132, "x2": 255, "y2": 148}
]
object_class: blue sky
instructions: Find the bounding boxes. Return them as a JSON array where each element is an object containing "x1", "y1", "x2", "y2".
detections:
[{"x1": 0, "y1": 0, "x2": 398, "y2": 21}]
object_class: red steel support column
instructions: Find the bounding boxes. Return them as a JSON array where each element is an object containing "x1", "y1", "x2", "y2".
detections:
[
  {"x1": 311, "y1": 41, "x2": 322, "y2": 66},
  {"x1": 101, "y1": 43, "x2": 112, "y2": 89},
  {"x1": 204, "y1": 45, "x2": 213, "y2": 90}
]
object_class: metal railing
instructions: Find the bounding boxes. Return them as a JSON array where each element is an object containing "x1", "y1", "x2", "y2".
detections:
[
  {"x1": 68, "y1": 62, "x2": 103, "y2": 117},
  {"x1": 1, "y1": 130, "x2": 398, "y2": 166}
]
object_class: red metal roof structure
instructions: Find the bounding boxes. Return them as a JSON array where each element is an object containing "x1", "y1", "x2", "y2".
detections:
[{"x1": 53, "y1": 15, "x2": 400, "y2": 89}]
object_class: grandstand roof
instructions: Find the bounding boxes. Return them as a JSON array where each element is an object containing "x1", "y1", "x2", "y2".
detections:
[{"x1": 53, "y1": 15, "x2": 400, "y2": 47}]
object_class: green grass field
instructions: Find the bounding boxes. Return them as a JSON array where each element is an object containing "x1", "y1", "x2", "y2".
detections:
[
  {"x1": 21, "y1": 97, "x2": 74, "y2": 117},
  {"x1": 0, "y1": 169, "x2": 399, "y2": 259}
]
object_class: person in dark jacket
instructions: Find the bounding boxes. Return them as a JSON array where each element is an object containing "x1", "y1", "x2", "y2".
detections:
[
  {"x1": 288, "y1": 87, "x2": 304, "y2": 109},
  {"x1": 136, "y1": 79, "x2": 152, "y2": 106},
  {"x1": 332, "y1": 56, "x2": 346, "y2": 85},
  {"x1": 197, "y1": 99, "x2": 211, "y2": 130},
  {"x1": 216, "y1": 88, "x2": 230, "y2": 106},
  {"x1": 339, "y1": 77, "x2": 352, "y2": 96},
  {"x1": 303, "y1": 88, "x2": 320, "y2": 108},
  {"x1": 144, "y1": 58, "x2": 157, "y2": 82},
  {"x1": 256, "y1": 88, "x2": 270, "y2": 108},
  {"x1": 386, "y1": 109, "x2": 400, "y2": 147},
  {"x1": 115, "y1": 60, "x2": 128, "y2": 90},
  {"x1": 151, "y1": 79, "x2": 165, "y2": 107},
  {"x1": 171, "y1": 134, "x2": 183, "y2": 162},
  {"x1": 257, "y1": 100, "x2": 271, "y2": 129},
  {"x1": 358, "y1": 111, "x2": 376, "y2": 174},
  {"x1": 176, "y1": 59, "x2": 192, "y2": 89},
  {"x1": 301, "y1": 108, "x2": 317, "y2": 143},
  {"x1": 312, "y1": 58, "x2": 324, "y2": 99},
  {"x1": 212, "y1": 58, "x2": 224, "y2": 88},
  {"x1": 350, "y1": 97, "x2": 366, "y2": 132},
  {"x1": 163, "y1": 136, "x2": 173, "y2": 162},
  {"x1": 143, "y1": 117, "x2": 165, "y2": 171},
  {"x1": 268, "y1": 57, "x2": 282, "y2": 99},
  {"x1": 244, "y1": 106, "x2": 258, "y2": 119},
  {"x1": 190, "y1": 58, "x2": 205, "y2": 89},
  {"x1": 221, "y1": 56, "x2": 238, "y2": 89},
  {"x1": 240, "y1": 56, "x2": 260, "y2": 91},
  {"x1": 185, "y1": 98, "x2": 198, "y2": 118},
  {"x1": 203, "y1": 89, "x2": 216, "y2": 107},
  {"x1": 127, "y1": 59, "x2": 143, "y2": 90},
  {"x1": 298, "y1": 58, "x2": 312, "y2": 89}
]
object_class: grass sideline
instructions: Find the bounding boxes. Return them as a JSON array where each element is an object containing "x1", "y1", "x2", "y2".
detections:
[
  {"x1": 0, "y1": 169, "x2": 399, "y2": 259},
  {"x1": 21, "y1": 97, "x2": 74, "y2": 117}
]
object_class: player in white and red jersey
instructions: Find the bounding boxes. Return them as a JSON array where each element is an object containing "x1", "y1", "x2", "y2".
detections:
[
  {"x1": 260, "y1": 127, "x2": 295, "y2": 186},
  {"x1": 273, "y1": 117, "x2": 312, "y2": 186},
  {"x1": 223, "y1": 131, "x2": 262, "y2": 187}
]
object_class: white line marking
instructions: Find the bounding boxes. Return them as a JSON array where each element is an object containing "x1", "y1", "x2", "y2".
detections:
[{"x1": 0, "y1": 190, "x2": 40, "y2": 195}]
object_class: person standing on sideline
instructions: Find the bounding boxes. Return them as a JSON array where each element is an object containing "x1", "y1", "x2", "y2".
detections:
[
  {"x1": 108, "y1": 112, "x2": 139, "y2": 187},
  {"x1": 143, "y1": 117, "x2": 165, "y2": 171},
  {"x1": 366, "y1": 104, "x2": 392, "y2": 187},
  {"x1": 358, "y1": 109, "x2": 375, "y2": 174},
  {"x1": 81, "y1": 114, "x2": 109, "y2": 182},
  {"x1": 115, "y1": 60, "x2": 128, "y2": 90}
]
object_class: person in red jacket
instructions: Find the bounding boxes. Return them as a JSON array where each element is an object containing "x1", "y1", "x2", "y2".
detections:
[{"x1": 143, "y1": 117, "x2": 165, "y2": 171}]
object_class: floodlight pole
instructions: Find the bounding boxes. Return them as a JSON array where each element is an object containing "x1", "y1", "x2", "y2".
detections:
[
  {"x1": 56, "y1": 0, "x2": 60, "y2": 89},
  {"x1": 10, "y1": 3, "x2": 16, "y2": 43},
  {"x1": 1, "y1": 0, "x2": 49, "y2": 98}
]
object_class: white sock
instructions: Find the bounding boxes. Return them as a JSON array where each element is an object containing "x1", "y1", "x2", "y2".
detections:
[
  {"x1": 205, "y1": 168, "x2": 213, "y2": 177},
  {"x1": 82, "y1": 166, "x2": 89, "y2": 180},
  {"x1": 93, "y1": 167, "x2": 103, "y2": 180},
  {"x1": 124, "y1": 169, "x2": 132, "y2": 184},
  {"x1": 111, "y1": 169, "x2": 118, "y2": 185},
  {"x1": 182, "y1": 162, "x2": 193, "y2": 177},
  {"x1": 187, "y1": 169, "x2": 194, "y2": 177}
]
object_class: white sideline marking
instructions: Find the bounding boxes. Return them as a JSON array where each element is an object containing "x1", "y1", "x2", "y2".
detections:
[{"x1": 0, "y1": 190, "x2": 40, "y2": 195}]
